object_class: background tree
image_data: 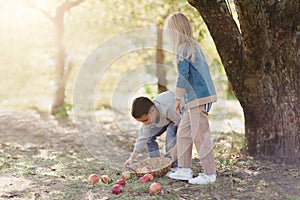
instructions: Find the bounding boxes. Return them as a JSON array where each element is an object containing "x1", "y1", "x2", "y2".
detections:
[
  {"x1": 188, "y1": 0, "x2": 300, "y2": 164},
  {"x1": 105, "y1": 0, "x2": 205, "y2": 94},
  {"x1": 28, "y1": 0, "x2": 86, "y2": 116}
]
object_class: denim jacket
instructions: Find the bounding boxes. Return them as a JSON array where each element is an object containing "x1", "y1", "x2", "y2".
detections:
[{"x1": 175, "y1": 43, "x2": 217, "y2": 108}]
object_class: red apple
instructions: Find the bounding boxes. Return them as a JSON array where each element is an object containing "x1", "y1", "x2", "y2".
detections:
[
  {"x1": 111, "y1": 184, "x2": 122, "y2": 195},
  {"x1": 139, "y1": 176, "x2": 148, "y2": 183},
  {"x1": 144, "y1": 173, "x2": 154, "y2": 181},
  {"x1": 88, "y1": 174, "x2": 99, "y2": 184},
  {"x1": 121, "y1": 171, "x2": 132, "y2": 180},
  {"x1": 101, "y1": 175, "x2": 112, "y2": 184},
  {"x1": 116, "y1": 179, "x2": 126, "y2": 187},
  {"x1": 149, "y1": 182, "x2": 162, "y2": 195}
]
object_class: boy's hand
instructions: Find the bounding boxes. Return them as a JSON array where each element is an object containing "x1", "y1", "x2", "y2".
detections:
[
  {"x1": 124, "y1": 158, "x2": 133, "y2": 168},
  {"x1": 123, "y1": 151, "x2": 138, "y2": 169},
  {"x1": 174, "y1": 98, "x2": 182, "y2": 116}
]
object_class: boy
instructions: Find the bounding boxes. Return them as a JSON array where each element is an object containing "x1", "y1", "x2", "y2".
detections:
[{"x1": 124, "y1": 91, "x2": 183, "y2": 169}]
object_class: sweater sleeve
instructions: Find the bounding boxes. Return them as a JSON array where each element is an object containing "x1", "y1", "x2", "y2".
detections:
[
  {"x1": 176, "y1": 58, "x2": 190, "y2": 99},
  {"x1": 133, "y1": 125, "x2": 151, "y2": 153},
  {"x1": 166, "y1": 106, "x2": 181, "y2": 126}
]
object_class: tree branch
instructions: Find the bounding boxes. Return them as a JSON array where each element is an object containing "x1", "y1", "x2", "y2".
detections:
[
  {"x1": 26, "y1": 0, "x2": 55, "y2": 22},
  {"x1": 64, "y1": 0, "x2": 86, "y2": 11}
]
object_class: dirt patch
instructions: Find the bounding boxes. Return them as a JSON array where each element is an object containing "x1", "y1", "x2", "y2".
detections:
[{"x1": 0, "y1": 111, "x2": 299, "y2": 200}]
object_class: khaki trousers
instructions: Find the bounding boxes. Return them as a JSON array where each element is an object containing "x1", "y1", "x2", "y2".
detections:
[{"x1": 176, "y1": 105, "x2": 216, "y2": 175}]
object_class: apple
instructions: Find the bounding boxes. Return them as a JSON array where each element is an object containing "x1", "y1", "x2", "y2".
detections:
[
  {"x1": 136, "y1": 167, "x2": 142, "y2": 173},
  {"x1": 144, "y1": 173, "x2": 154, "y2": 181},
  {"x1": 88, "y1": 174, "x2": 99, "y2": 184},
  {"x1": 139, "y1": 176, "x2": 149, "y2": 183},
  {"x1": 139, "y1": 174, "x2": 153, "y2": 183},
  {"x1": 141, "y1": 165, "x2": 152, "y2": 173},
  {"x1": 149, "y1": 182, "x2": 162, "y2": 195},
  {"x1": 116, "y1": 179, "x2": 126, "y2": 187},
  {"x1": 141, "y1": 166, "x2": 148, "y2": 173},
  {"x1": 111, "y1": 184, "x2": 122, "y2": 195},
  {"x1": 121, "y1": 171, "x2": 132, "y2": 180},
  {"x1": 101, "y1": 175, "x2": 112, "y2": 184}
]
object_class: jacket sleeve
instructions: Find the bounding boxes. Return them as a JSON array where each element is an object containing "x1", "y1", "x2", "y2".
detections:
[
  {"x1": 133, "y1": 125, "x2": 151, "y2": 153},
  {"x1": 176, "y1": 58, "x2": 190, "y2": 99}
]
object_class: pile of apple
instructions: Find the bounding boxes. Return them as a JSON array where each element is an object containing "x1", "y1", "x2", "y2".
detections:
[
  {"x1": 136, "y1": 165, "x2": 152, "y2": 173},
  {"x1": 88, "y1": 174, "x2": 112, "y2": 184},
  {"x1": 88, "y1": 171, "x2": 162, "y2": 195}
]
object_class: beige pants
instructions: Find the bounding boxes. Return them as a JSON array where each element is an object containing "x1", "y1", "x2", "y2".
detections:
[{"x1": 176, "y1": 105, "x2": 216, "y2": 175}]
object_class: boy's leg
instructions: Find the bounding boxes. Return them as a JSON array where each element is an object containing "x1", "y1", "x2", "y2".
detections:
[
  {"x1": 177, "y1": 110, "x2": 193, "y2": 168},
  {"x1": 147, "y1": 125, "x2": 168, "y2": 158},
  {"x1": 190, "y1": 106, "x2": 216, "y2": 175},
  {"x1": 165, "y1": 123, "x2": 178, "y2": 167}
]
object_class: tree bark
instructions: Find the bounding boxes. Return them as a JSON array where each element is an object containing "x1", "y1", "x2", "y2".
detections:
[
  {"x1": 188, "y1": 0, "x2": 300, "y2": 164},
  {"x1": 156, "y1": 24, "x2": 167, "y2": 93},
  {"x1": 51, "y1": 5, "x2": 66, "y2": 115}
]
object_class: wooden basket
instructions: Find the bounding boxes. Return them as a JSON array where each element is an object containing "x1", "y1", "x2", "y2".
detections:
[{"x1": 130, "y1": 157, "x2": 172, "y2": 178}]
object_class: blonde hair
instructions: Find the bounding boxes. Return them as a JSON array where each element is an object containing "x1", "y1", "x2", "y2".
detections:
[{"x1": 165, "y1": 12, "x2": 196, "y2": 63}]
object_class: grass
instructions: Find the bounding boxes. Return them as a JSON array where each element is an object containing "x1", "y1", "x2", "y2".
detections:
[{"x1": 0, "y1": 112, "x2": 299, "y2": 200}]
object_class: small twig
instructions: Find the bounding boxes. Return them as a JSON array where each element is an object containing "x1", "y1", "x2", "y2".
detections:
[
  {"x1": 26, "y1": 0, "x2": 55, "y2": 22},
  {"x1": 126, "y1": 166, "x2": 137, "y2": 173}
]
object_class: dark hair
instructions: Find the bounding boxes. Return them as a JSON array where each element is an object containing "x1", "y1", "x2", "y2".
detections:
[{"x1": 131, "y1": 97, "x2": 154, "y2": 118}]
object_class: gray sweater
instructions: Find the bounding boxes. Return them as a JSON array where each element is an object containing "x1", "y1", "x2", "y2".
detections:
[{"x1": 133, "y1": 91, "x2": 182, "y2": 153}]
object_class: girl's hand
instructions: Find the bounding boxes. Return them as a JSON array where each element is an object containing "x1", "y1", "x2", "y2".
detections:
[{"x1": 174, "y1": 98, "x2": 182, "y2": 116}]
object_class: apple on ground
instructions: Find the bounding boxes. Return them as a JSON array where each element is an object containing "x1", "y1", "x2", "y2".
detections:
[
  {"x1": 139, "y1": 174, "x2": 153, "y2": 183},
  {"x1": 121, "y1": 171, "x2": 132, "y2": 180},
  {"x1": 101, "y1": 175, "x2": 112, "y2": 184},
  {"x1": 144, "y1": 173, "x2": 154, "y2": 181},
  {"x1": 88, "y1": 174, "x2": 99, "y2": 184},
  {"x1": 139, "y1": 176, "x2": 149, "y2": 183},
  {"x1": 149, "y1": 182, "x2": 162, "y2": 195},
  {"x1": 111, "y1": 184, "x2": 122, "y2": 195},
  {"x1": 116, "y1": 179, "x2": 126, "y2": 187}
]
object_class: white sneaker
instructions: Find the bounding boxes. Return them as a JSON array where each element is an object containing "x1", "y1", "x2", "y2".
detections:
[
  {"x1": 168, "y1": 168, "x2": 193, "y2": 180},
  {"x1": 165, "y1": 167, "x2": 179, "y2": 177},
  {"x1": 170, "y1": 167, "x2": 179, "y2": 172},
  {"x1": 188, "y1": 173, "x2": 216, "y2": 185}
]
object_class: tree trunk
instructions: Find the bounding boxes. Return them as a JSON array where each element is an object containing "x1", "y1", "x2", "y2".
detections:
[
  {"x1": 51, "y1": 42, "x2": 66, "y2": 115},
  {"x1": 156, "y1": 24, "x2": 167, "y2": 93},
  {"x1": 188, "y1": 0, "x2": 300, "y2": 164},
  {"x1": 50, "y1": 1, "x2": 84, "y2": 115},
  {"x1": 51, "y1": 6, "x2": 66, "y2": 115}
]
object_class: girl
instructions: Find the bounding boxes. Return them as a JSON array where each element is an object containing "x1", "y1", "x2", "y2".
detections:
[{"x1": 165, "y1": 12, "x2": 217, "y2": 184}]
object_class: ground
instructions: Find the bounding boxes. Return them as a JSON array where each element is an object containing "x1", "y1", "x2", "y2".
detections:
[{"x1": 0, "y1": 109, "x2": 299, "y2": 200}]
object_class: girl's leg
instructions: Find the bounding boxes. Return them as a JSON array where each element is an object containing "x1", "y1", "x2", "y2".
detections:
[
  {"x1": 177, "y1": 110, "x2": 193, "y2": 168},
  {"x1": 200, "y1": 150, "x2": 216, "y2": 175},
  {"x1": 190, "y1": 106, "x2": 216, "y2": 175}
]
